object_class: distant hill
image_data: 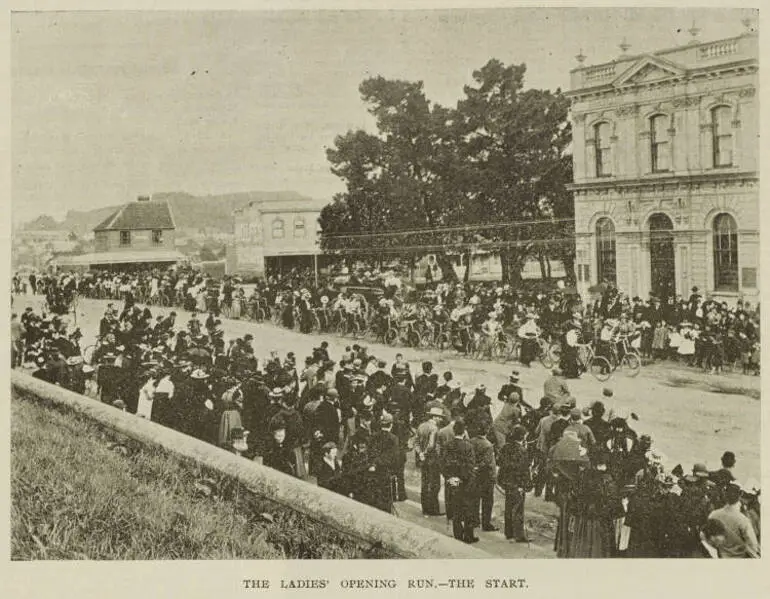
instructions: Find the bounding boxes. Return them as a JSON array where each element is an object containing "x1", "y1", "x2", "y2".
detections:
[{"x1": 22, "y1": 191, "x2": 321, "y2": 236}]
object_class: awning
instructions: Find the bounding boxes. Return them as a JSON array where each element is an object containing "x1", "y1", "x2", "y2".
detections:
[{"x1": 53, "y1": 250, "x2": 186, "y2": 267}]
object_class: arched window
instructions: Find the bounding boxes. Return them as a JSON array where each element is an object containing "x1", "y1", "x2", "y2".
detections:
[
  {"x1": 713, "y1": 213, "x2": 738, "y2": 291},
  {"x1": 650, "y1": 115, "x2": 670, "y2": 172},
  {"x1": 594, "y1": 122, "x2": 612, "y2": 177},
  {"x1": 293, "y1": 217, "x2": 306, "y2": 238},
  {"x1": 711, "y1": 106, "x2": 733, "y2": 167},
  {"x1": 595, "y1": 217, "x2": 617, "y2": 285},
  {"x1": 272, "y1": 218, "x2": 285, "y2": 239}
]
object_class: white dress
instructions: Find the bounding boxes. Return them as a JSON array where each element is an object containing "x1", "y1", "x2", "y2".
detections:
[{"x1": 136, "y1": 380, "x2": 156, "y2": 420}]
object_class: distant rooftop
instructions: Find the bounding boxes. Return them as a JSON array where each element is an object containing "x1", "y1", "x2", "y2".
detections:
[
  {"x1": 94, "y1": 196, "x2": 176, "y2": 232},
  {"x1": 568, "y1": 29, "x2": 758, "y2": 93}
]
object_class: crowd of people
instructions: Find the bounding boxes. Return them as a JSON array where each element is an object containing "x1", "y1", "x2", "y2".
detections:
[
  {"x1": 16, "y1": 266, "x2": 761, "y2": 380},
  {"x1": 11, "y1": 280, "x2": 761, "y2": 557}
]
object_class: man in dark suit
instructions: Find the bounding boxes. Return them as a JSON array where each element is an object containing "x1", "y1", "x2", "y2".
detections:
[
  {"x1": 441, "y1": 420, "x2": 478, "y2": 543},
  {"x1": 316, "y1": 441, "x2": 346, "y2": 495},
  {"x1": 470, "y1": 419, "x2": 498, "y2": 531},
  {"x1": 367, "y1": 412, "x2": 401, "y2": 512},
  {"x1": 497, "y1": 425, "x2": 531, "y2": 541},
  {"x1": 313, "y1": 389, "x2": 342, "y2": 450}
]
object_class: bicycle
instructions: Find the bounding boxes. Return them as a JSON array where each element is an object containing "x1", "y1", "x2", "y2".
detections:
[
  {"x1": 606, "y1": 335, "x2": 642, "y2": 377},
  {"x1": 574, "y1": 342, "x2": 613, "y2": 382},
  {"x1": 384, "y1": 319, "x2": 421, "y2": 348}
]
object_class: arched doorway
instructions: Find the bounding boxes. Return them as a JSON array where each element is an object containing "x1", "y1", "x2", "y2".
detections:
[{"x1": 648, "y1": 213, "x2": 675, "y2": 300}]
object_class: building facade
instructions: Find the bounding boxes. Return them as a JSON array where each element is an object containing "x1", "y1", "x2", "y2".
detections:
[
  {"x1": 567, "y1": 31, "x2": 758, "y2": 304},
  {"x1": 56, "y1": 196, "x2": 183, "y2": 270},
  {"x1": 228, "y1": 196, "x2": 327, "y2": 278}
]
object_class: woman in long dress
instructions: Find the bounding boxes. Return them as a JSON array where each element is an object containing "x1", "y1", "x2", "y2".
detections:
[
  {"x1": 568, "y1": 449, "x2": 625, "y2": 558},
  {"x1": 231, "y1": 287, "x2": 243, "y2": 320},
  {"x1": 136, "y1": 371, "x2": 158, "y2": 420}
]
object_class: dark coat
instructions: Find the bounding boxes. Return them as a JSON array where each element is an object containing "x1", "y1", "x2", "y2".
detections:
[
  {"x1": 313, "y1": 399, "x2": 341, "y2": 445},
  {"x1": 263, "y1": 439, "x2": 295, "y2": 476},
  {"x1": 497, "y1": 441, "x2": 530, "y2": 490}
]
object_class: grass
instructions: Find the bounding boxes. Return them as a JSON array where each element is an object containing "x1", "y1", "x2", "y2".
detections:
[{"x1": 11, "y1": 391, "x2": 393, "y2": 560}]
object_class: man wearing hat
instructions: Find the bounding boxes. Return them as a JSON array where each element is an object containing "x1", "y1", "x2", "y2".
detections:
[
  {"x1": 416, "y1": 406, "x2": 447, "y2": 516},
  {"x1": 680, "y1": 463, "x2": 720, "y2": 552},
  {"x1": 315, "y1": 441, "x2": 345, "y2": 495},
  {"x1": 441, "y1": 419, "x2": 478, "y2": 543},
  {"x1": 414, "y1": 361, "x2": 439, "y2": 419},
  {"x1": 313, "y1": 389, "x2": 342, "y2": 451},
  {"x1": 497, "y1": 425, "x2": 531, "y2": 542},
  {"x1": 367, "y1": 411, "x2": 401, "y2": 512},
  {"x1": 498, "y1": 371, "x2": 525, "y2": 407},
  {"x1": 583, "y1": 399, "x2": 611, "y2": 448}
]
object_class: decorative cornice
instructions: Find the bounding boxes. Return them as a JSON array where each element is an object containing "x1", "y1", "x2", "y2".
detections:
[
  {"x1": 672, "y1": 96, "x2": 702, "y2": 108},
  {"x1": 567, "y1": 170, "x2": 758, "y2": 193},
  {"x1": 616, "y1": 104, "x2": 640, "y2": 117}
]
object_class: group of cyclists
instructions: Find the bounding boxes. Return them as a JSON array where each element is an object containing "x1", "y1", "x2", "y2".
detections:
[{"x1": 14, "y1": 262, "x2": 760, "y2": 383}]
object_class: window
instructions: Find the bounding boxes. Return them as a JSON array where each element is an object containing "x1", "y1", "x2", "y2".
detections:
[
  {"x1": 595, "y1": 217, "x2": 617, "y2": 285},
  {"x1": 152, "y1": 230, "x2": 163, "y2": 245},
  {"x1": 294, "y1": 217, "x2": 306, "y2": 239},
  {"x1": 650, "y1": 115, "x2": 670, "y2": 172},
  {"x1": 272, "y1": 219, "x2": 285, "y2": 239},
  {"x1": 712, "y1": 106, "x2": 733, "y2": 167},
  {"x1": 594, "y1": 122, "x2": 612, "y2": 177},
  {"x1": 119, "y1": 231, "x2": 131, "y2": 247},
  {"x1": 713, "y1": 213, "x2": 739, "y2": 291}
]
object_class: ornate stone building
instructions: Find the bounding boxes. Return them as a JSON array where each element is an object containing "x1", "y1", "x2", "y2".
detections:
[{"x1": 566, "y1": 29, "x2": 758, "y2": 304}]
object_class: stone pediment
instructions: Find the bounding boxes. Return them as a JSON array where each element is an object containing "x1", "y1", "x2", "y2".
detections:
[{"x1": 612, "y1": 55, "x2": 686, "y2": 88}]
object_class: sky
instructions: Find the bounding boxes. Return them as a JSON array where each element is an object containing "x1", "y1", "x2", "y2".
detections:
[{"x1": 11, "y1": 7, "x2": 755, "y2": 224}]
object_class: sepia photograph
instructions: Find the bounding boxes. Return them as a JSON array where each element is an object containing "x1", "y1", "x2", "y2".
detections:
[{"x1": 9, "y1": 6, "x2": 761, "y2": 566}]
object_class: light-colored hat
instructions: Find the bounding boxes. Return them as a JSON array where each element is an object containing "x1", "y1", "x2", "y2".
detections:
[
  {"x1": 66, "y1": 356, "x2": 84, "y2": 366},
  {"x1": 269, "y1": 387, "x2": 284, "y2": 398},
  {"x1": 190, "y1": 369, "x2": 209, "y2": 380},
  {"x1": 428, "y1": 406, "x2": 445, "y2": 418}
]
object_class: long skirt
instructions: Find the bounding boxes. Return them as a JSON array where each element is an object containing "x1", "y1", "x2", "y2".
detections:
[{"x1": 568, "y1": 515, "x2": 616, "y2": 558}]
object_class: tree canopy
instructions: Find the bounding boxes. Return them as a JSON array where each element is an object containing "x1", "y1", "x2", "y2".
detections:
[{"x1": 320, "y1": 60, "x2": 574, "y2": 284}]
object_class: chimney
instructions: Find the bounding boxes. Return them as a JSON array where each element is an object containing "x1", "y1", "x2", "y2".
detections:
[{"x1": 137, "y1": 195, "x2": 151, "y2": 202}]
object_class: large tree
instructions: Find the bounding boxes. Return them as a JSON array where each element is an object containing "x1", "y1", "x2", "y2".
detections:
[
  {"x1": 321, "y1": 61, "x2": 574, "y2": 284},
  {"x1": 453, "y1": 60, "x2": 573, "y2": 284}
]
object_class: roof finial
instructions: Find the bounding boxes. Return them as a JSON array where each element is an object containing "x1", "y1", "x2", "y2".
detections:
[
  {"x1": 575, "y1": 48, "x2": 586, "y2": 65},
  {"x1": 688, "y1": 20, "x2": 701, "y2": 42},
  {"x1": 619, "y1": 38, "x2": 630, "y2": 54}
]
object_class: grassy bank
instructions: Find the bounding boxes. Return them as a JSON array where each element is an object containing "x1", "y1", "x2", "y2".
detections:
[{"x1": 11, "y1": 391, "x2": 392, "y2": 560}]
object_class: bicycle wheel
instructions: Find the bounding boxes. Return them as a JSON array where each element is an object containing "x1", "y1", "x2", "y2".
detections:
[
  {"x1": 538, "y1": 339, "x2": 554, "y2": 368},
  {"x1": 493, "y1": 339, "x2": 509, "y2": 362},
  {"x1": 336, "y1": 320, "x2": 348, "y2": 336},
  {"x1": 407, "y1": 330, "x2": 420, "y2": 348},
  {"x1": 436, "y1": 332, "x2": 451, "y2": 351},
  {"x1": 384, "y1": 328, "x2": 399, "y2": 346},
  {"x1": 589, "y1": 356, "x2": 612, "y2": 382},
  {"x1": 507, "y1": 338, "x2": 521, "y2": 362},
  {"x1": 547, "y1": 343, "x2": 562, "y2": 367},
  {"x1": 622, "y1": 352, "x2": 641, "y2": 377}
]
